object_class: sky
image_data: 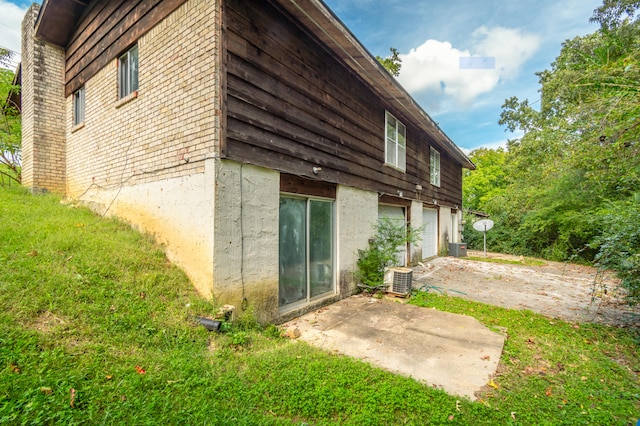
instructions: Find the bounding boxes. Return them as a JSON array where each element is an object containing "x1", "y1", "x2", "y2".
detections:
[{"x1": 1, "y1": 0, "x2": 602, "y2": 152}]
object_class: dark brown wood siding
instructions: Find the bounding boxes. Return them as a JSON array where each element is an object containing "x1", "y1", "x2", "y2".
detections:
[
  {"x1": 63, "y1": 0, "x2": 188, "y2": 97},
  {"x1": 225, "y1": 0, "x2": 462, "y2": 206}
]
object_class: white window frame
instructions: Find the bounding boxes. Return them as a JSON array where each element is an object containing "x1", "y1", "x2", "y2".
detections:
[
  {"x1": 385, "y1": 111, "x2": 406, "y2": 171},
  {"x1": 430, "y1": 147, "x2": 441, "y2": 187},
  {"x1": 73, "y1": 86, "x2": 85, "y2": 126},
  {"x1": 118, "y1": 44, "x2": 139, "y2": 99}
]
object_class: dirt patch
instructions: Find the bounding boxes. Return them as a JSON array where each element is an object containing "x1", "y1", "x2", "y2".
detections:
[
  {"x1": 29, "y1": 311, "x2": 68, "y2": 333},
  {"x1": 413, "y1": 251, "x2": 639, "y2": 327}
]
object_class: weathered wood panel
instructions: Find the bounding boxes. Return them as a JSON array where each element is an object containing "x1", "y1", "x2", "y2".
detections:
[
  {"x1": 280, "y1": 174, "x2": 336, "y2": 199},
  {"x1": 225, "y1": 0, "x2": 462, "y2": 207},
  {"x1": 63, "y1": 0, "x2": 188, "y2": 97}
]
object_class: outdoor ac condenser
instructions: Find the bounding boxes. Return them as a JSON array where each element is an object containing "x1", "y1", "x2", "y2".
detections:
[{"x1": 387, "y1": 267, "x2": 413, "y2": 296}]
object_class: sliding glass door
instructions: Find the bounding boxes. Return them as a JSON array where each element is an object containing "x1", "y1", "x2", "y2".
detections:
[{"x1": 279, "y1": 196, "x2": 334, "y2": 309}]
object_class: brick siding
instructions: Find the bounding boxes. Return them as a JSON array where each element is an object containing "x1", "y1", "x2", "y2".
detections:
[{"x1": 65, "y1": 0, "x2": 221, "y2": 198}]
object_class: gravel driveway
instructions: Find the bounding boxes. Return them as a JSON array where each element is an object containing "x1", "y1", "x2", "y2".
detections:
[{"x1": 413, "y1": 251, "x2": 639, "y2": 327}]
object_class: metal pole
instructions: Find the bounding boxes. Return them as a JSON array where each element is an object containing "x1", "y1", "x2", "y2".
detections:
[{"x1": 483, "y1": 225, "x2": 487, "y2": 258}]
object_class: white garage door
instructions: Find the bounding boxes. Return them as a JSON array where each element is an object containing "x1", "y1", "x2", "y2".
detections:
[
  {"x1": 378, "y1": 204, "x2": 406, "y2": 266},
  {"x1": 422, "y1": 208, "x2": 438, "y2": 258}
]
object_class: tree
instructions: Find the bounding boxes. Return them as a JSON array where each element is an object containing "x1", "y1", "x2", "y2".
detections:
[
  {"x1": 591, "y1": 0, "x2": 640, "y2": 30},
  {"x1": 376, "y1": 47, "x2": 402, "y2": 77},
  {"x1": 467, "y1": 0, "x2": 640, "y2": 300},
  {"x1": 462, "y1": 148, "x2": 507, "y2": 212},
  {"x1": 0, "y1": 48, "x2": 21, "y2": 185}
]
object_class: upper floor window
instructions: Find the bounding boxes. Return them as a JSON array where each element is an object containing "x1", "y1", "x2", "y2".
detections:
[
  {"x1": 73, "y1": 86, "x2": 85, "y2": 126},
  {"x1": 385, "y1": 111, "x2": 406, "y2": 171},
  {"x1": 118, "y1": 44, "x2": 139, "y2": 99},
  {"x1": 430, "y1": 147, "x2": 440, "y2": 187}
]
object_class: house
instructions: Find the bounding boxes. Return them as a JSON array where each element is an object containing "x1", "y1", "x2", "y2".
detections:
[{"x1": 21, "y1": 0, "x2": 475, "y2": 322}]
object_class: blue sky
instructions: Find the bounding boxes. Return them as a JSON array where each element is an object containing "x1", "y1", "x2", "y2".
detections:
[
  {"x1": 1, "y1": 0, "x2": 602, "y2": 152},
  {"x1": 324, "y1": 0, "x2": 602, "y2": 152}
]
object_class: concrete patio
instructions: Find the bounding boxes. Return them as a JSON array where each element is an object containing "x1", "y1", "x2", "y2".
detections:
[{"x1": 283, "y1": 294, "x2": 505, "y2": 400}]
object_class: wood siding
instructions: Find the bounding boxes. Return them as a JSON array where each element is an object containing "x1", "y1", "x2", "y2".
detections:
[
  {"x1": 225, "y1": 0, "x2": 462, "y2": 206},
  {"x1": 63, "y1": 0, "x2": 188, "y2": 97}
]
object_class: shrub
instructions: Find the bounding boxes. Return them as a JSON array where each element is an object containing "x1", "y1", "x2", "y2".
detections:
[{"x1": 356, "y1": 218, "x2": 421, "y2": 291}]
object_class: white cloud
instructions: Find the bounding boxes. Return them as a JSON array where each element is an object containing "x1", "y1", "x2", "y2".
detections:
[
  {"x1": 0, "y1": 0, "x2": 28, "y2": 69},
  {"x1": 397, "y1": 26, "x2": 540, "y2": 113}
]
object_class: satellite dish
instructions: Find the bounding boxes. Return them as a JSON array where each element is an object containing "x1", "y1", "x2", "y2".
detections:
[
  {"x1": 473, "y1": 219, "x2": 494, "y2": 232},
  {"x1": 472, "y1": 219, "x2": 494, "y2": 257}
]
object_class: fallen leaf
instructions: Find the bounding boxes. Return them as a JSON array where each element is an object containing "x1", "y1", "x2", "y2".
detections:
[
  {"x1": 581, "y1": 376, "x2": 588, "y2": 381},
  {"x1": 545, "y1": 386, "x2": 553, "y2": 397},
  {"x1": 105, "y1": 375, "x2": 113, "y2": 380},
  {"x1": 488, "y1": 379, "x2": 499, "y2": 389},
  {"x1": 10, "y1": 364, "x2": 20, "y2": 373},
  {"x1": 70, "y1": 388, "x2": 76, "y2": 407},
  {"x1": 27, "y1": 250, "x2": 38, "y2": 257},
  {"x1": 40, "y1": 387, "x2": 52, "y2": 395},
  {"x1": 481, "y1": 355, "x2": 491, "y2": 361},
  {"x1": 135, "y1": 365, "x2": 146, "y2": 374}
]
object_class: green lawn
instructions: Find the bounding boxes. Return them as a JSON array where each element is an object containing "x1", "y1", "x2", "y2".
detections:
[{"x1": 1, "y1": 186, "x2": 638, "y2": 425}]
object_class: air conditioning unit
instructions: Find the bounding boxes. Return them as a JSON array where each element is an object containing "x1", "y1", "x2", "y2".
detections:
[{"x1": 386, "y1": 267, "x2": 413, "y2": 296}]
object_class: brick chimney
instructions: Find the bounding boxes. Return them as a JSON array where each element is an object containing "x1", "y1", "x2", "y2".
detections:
[{"x1": 21, "y1": 3, "x2": 67, "y2": 194}]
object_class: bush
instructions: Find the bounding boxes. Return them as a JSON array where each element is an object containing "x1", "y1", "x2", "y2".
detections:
[
  {"x1": 592, "y1": 195, "x2": 640, "y2": 305},
  {"x1": 356, "y1": 218, "x2": 421, "y2": 291}
]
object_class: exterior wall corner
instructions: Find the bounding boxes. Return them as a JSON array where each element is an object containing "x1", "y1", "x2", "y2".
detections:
[{"x1": 21, "y1": 4, "x2": 67, "y2": 194}]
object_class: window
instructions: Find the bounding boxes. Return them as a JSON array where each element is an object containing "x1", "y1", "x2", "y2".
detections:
[
  {"x1": 385, "y1": 111, "x2": 406, "y2": 171},
  {"x1": 118, "y1": 44, "x2": 139, "y2": 98},
  {"x1": 430, "y1": 147, "x2": 440, "y2": 187},
  {"x1": 279, "y1": 196, "x2": 334, "y2": 309},
  {"x1": 73, "y1": 86, "x2": 85, "y2": 126}
]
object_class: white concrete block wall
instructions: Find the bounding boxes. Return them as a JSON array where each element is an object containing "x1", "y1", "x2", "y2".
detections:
[
  {"x1": 87, "y1": 159, "x2": 216, "y2": 298},
  {"x1": 439, "y1": 207, "x2": 453, "y2": 255},
  {"x1": 410, "y1": 200, "x2": 423, "y2": 264},
  {"x1": 336, "y1": 185, "x2": 378, "y2": 294},
  {"x1": 212, "y1": 160, "x2": 280, "y2": 322}
]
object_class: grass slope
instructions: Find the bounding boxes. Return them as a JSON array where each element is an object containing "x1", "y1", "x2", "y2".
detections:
[{"x1": 1, "y1": 186, "x2": 638, "y2": 424}]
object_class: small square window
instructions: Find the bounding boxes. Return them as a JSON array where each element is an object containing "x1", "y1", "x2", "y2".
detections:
[
  {"x1": 385, "y1": 111, "x2": 406, "y2": 171},
  {"x1": 118, "y1": 44, "x2": 139, "y2": 99},
  {"x1": 73, "y1": 86, "x2": 85, "y2": 126},
  {"x1": 430, "y1": 147, "x2": 441, "y2": 187}
]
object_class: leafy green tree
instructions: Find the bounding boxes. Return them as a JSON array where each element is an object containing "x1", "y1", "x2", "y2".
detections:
[
  {"x1": 462, "y1": 148, "x2": 507, "y2": 212},
  {"x1": 0, "y1": 48, "x2": 21, "y2": 185},
  {"x1": 464, "y1": 0, "x2": 640, "y2": 300},
  {"x1": 376, "y1": 47, "x2": 402, "y2": 77},
  {"x1": 591, "y1": 195, "x2": 640, "y2": 304}
]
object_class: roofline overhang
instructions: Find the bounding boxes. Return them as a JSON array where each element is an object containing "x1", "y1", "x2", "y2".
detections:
[{"x1": 35, "y1": 0, "x2": 90, "y2": 48}]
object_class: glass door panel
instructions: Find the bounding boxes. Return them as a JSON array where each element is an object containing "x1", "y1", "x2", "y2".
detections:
[
  {"x1": 309, "y1": 200, "x2": 333, "y2": 298},
  {"x1": 279, "y1": 198, "x2": 307, "y2": 307}
]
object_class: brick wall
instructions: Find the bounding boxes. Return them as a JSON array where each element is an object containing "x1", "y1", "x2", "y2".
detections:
[
  {"x1": 21, "y1": 3, "x2": 67, "y2": 194},
  {"x1": 65, "y1": 0, "x2": 222, "y2": 198}
]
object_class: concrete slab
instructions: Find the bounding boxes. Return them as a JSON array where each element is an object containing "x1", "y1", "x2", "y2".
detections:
[{"x1": 283, "y1": 295, "x2": 504, "y2": 400}]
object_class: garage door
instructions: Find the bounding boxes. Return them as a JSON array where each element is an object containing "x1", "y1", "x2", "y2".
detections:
[
  {"x1": 422, "y1": 208, "x2": 438, "y2": 258},
  {"x1": 378, "y1": 205, "x2": 406, "y2": 266}
]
